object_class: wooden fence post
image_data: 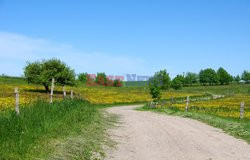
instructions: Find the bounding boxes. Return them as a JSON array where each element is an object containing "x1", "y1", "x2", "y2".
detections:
[
  {"x1": 186, "y1": 96, "x2": 189, "y2": 112},
  {"x1": 171, "y1": 97, "x2": 174, "y2": 107},
  {"x1": 63, "y1": 86, "x2": 66, "y2": 98},
  {"x1": 50, "y1": 78, "x2": 55, "y2": 104},
  {"x1": 70, "y1": 89, "x2": 73, "y2": 99},
  {"x1": 240, "y1": 102, "x2": 245, "y2": 119},
  {"x1": 14, "y1": 87, "x2": 20, "y2": 115}
]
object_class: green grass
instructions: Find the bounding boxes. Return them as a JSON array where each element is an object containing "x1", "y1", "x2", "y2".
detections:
[
  {"x1": 137, "y1": 105, "x2": 250, "y2": 143},
  {"x1": 0, "y1": 99, "x2": 117, "y2": 160},
  {"x1": 0, "y1": 76, "x2": 27, "y2": 85},
  {"x1": 182, "y1": 83, "x2": 250, "y2": 95}
]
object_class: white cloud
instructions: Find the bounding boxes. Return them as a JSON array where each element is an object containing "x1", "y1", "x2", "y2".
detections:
[{"x1": 0, "y1": 32, "x2": 147, "y2": 76}]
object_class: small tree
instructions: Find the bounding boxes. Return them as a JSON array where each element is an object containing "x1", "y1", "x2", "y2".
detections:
[
  {"x1": 78, "y1": 73, "x2": 87, "y2": 83},
  {"x1": 217, "y1": 67, "x2": 232, "y2": 85},
  {"x1": 154, "y1": 69, "x2": 171, "y2": 90},
  {"x1": 96, "y1": 72, "x2": 107, "y2": 86},
  {"x1": 242, "y1": 70, "x2": 250, "y2": 83},
  {"x1": 171, "y1": 75, "x2": 183, "y2": 90},
  {"x1": 234, "y1": 75, "x2": 241, "y2": 83},
  {"x1": 24, "y1": 59, "x2": 76, "y2": 93},
  {"x1": 114, "y1": 79, "x2": 123, "y2": 87},
  {"x1": 185, "y1": 72, "x2": 198, "y2": 86},
  {"x1": 149, "y1": 77, "x2": 161, "y2": 103},
  {"x1": 199, "y1": 68, "x2": 218, "y2": 86}
]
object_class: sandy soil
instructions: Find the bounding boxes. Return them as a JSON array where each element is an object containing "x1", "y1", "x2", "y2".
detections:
[{"x1": 105, "y1": 105, "x2": 250, "y2": 160}]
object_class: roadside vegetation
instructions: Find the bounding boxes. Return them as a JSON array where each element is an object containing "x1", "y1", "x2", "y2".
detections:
[
  {"x1": 1, "y1": 58, "x2": 250, "y2": 159},
  {"x1": 0, "y1": 99, "x2": 117, "y2": 160}
]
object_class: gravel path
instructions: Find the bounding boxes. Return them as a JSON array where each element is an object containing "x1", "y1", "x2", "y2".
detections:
[{"x1": 105, "y1": 105, "x2": 250, "y2": 160}]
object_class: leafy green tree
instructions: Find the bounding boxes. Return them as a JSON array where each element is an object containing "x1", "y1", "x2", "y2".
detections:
[
  {"x1": 234, "y1": 75, "x2": 241, "y2": 83},
  {"x1": 171, "y1": 75, "x2": 183, "y2": 90},
  {"x1": 153, "y1": 69, "x2": 171, "y2": 90},
  {"x1": 176, "y1": 74, "x2": 186, "y2": 86},
  {"x1": 96, "y1": 72, "x2": 107, "y2": 86},
  {"x1": 199, "y1": 68, "x2": 218, "y2": 86},
  {"x1": 149, "y1": 77, "x2": 161, "y2": 102},
  {"x1": 242, "y1": 70, "x2": 250, "y2": 83},
  {"x1": 185, "y1": 72, "x2": 198, "y2": 86},
  {"x1": 24, "y1": 59, "x2": 76, "y2": 93},
  {"x1": 77, "y1": 73, "x2": 87, "y2": 83},
  {"x1": 113, "y1": 79, "x2": 123, "y2": 87},
  {"x1": 217, "y1": 67, "x2": 232, "y2": 85}
]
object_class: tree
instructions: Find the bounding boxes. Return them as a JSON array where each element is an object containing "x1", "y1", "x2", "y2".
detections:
[
  {"x1": 171, "y1": 76, "x2": 183, "y2": 90},
  {"x1": 185, "y1": 72, "x2": 198, "y2": 86},
  {"x1": 217, "y1": 67, "x2": 232, "y2": 85},
  {"x1": 96, "y1": 72, "x2": 107, "y2": 86},
  {"x1": 199, "y1": 68, "x2": 218, "y2": 85},
  {"x1": 149, "y1": 77, "x2": 161, "y2": 103},
  {"x1": 242, "y1": 70, "x2": 250, "y2": 82},
  {"x1": 234, "y1": 75, "x2": 241, "y2": 83},
  {"x1": 24, "y1": 59, "x2": 76, "y2": 93},
  {"x1": 77, "y1": 73, "x2": 87, "y2": 83},
  {"x1": 176, "y1": 74, "x2": 186, "y2": 86},
  {"x1": 153, "y1": 69, "x2": 171, "y2": 90},
  {"x1": 113, "y1": 79, "x2": 123, "y2": 87}
]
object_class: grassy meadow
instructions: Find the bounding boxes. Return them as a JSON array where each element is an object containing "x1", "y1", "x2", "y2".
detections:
[
  {"x1": 1, "y1": 76, "x2": 250, "y2": 159},
  {"x1": 0, "y1": 99, "x2": 117, "y2": 159}
]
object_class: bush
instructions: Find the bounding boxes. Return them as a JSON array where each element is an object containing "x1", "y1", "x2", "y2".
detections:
[
  {"x1": 95, "y1": 72, "x2": 107, "y2": 86},
  {"x1": 113, "y1": 79, "x2": 123, "y2": 87},
  {"x1": 171, "y1": 76, "x2": 183, "y2": 90},
  {"x1": 149, "y1": 77, "x2": 161, "y2": 102},
  {"x1": 77, "y1": 73, "x2": 87, "y2": 83}
]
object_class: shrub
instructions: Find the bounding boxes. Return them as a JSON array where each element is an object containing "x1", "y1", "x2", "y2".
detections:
[
  {"x1": 113, "y1": 79, "x2": 123, "y2": 87},
  {"x1": 171, "y1": 76, "x2": 183, "y2": 90},
  {"x1": 149, "y1": 77, "x2": 161, "y2": 102}
]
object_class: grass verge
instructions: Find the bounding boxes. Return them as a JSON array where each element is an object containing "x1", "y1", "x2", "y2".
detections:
[
  {"x1": 0, "y1": 99, "x2": 117, "y2": 160},
  {"x1": 137, "y1": 105, "x2": 250, "y2": 143}
]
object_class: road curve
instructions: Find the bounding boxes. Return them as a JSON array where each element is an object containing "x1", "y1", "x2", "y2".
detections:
[{"x1": 105, "y1": 105, "x2": 250, "y2": 160}]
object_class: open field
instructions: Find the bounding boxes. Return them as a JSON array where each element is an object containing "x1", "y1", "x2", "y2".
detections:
[{"x1": 1, "y1": 76, "x2": 250, "y2": 159}]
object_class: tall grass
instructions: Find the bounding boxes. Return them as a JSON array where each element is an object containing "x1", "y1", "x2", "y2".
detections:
[{"x1": 0, "y1": 99, "x2": 115, "y2": 159}]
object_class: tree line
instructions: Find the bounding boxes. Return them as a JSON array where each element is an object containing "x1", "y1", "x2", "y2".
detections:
[
  {"x1": 148, "y1": 68, "x2": 250, "y2": 103},
  {"x1": 150, "y1": 68, "x2": 250, "y2": 91},
  {"x1": 24, "y1": 59, "x2": 122, "y2": 92},
  {"x1": 23, "y1": 59, "x2": 249, "y2": 93}
]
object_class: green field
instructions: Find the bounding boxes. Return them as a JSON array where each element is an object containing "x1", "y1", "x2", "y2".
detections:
[{"x1": 1, "y1": 76, "x2": 250, "y2": 159}]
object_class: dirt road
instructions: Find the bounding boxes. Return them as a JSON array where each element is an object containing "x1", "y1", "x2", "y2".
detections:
[{"x1": 105, "y1": 105, "x2": 250, "y2": 160}]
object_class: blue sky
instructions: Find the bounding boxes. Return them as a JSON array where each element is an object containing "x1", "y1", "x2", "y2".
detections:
[{"x1": 0, "y1": 0, "x2": 249, "y2": 78}]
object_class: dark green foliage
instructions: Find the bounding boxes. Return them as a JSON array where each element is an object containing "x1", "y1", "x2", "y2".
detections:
[
  {"x1": 242, "y1": 70, "x2": 250, "y2": 83},
  {"x1": 77, "y1": 72, "x2": 88, "y2": 83},
  {"x1": 153, "y1": 69, "x2": 171, "y2": 90},
  {"x1": 171, "y1": 75, "x2": 183, "y2": 90},
  {"x1": 199, "y1": 68, "x2": 219, "y2": 85},
  {"x1": 113, "y1": 79, "x2": 123, "y2": 87},
  {"x1": 217, "y1": 67, "x2": 233, "y2": 85},
  {"x1": 185, "y1": 72, "x2": 198, "y2": 86},
  {"x1": 24, "y1": 59, "x2": 76, "y2": 92},
  {"x1": 234, "y1": 75, "x2": 241, "y2": 83},
  {"x1": 149, "y1": 77, "x2": 161, "y2": 102}
]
